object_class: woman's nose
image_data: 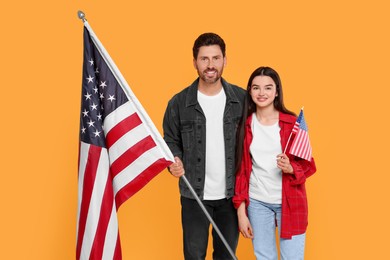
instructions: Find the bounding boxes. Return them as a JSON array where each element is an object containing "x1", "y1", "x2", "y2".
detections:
[{"x1": 259, "y1": 89, "x2": 265, "y2": 95}]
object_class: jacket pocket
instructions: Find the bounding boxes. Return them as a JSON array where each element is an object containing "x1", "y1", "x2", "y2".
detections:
[{"x1": 180, "y1": 121, "x2": 194, "y2": 151}]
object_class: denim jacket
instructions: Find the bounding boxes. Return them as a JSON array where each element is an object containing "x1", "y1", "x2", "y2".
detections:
[{"x1": 163, "y1": 78, "x2": 245, "y2": 200}]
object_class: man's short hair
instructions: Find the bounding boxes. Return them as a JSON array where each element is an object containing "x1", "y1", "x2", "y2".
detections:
[{"x1": 192, "y1": 33, "x2": 226, "y2": 59}]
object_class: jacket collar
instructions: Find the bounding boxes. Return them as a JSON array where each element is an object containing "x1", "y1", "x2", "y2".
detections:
[
  {"x1": 279, "y1": 112, "x2": 296, "y2": 124},
  {"x1": 185, "y1": 77, "x2": 240, "y2": 107}
]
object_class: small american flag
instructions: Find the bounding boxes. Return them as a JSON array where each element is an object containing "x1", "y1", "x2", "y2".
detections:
[
  {"x1": 289, "y1": 109, "x2": 312, "y2": 161},
  {"x1": 76, "y1": 23, "x2": 174, "y2": 260}
]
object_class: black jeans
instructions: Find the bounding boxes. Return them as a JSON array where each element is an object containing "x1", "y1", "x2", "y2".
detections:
[{"x1": 181, "y1": 197, "x2": 239, "y2": 260}]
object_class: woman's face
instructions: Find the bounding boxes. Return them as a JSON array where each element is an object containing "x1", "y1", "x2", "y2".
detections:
[{"x1": 250, "y1": 75, "x2": 278, "y2": 109}]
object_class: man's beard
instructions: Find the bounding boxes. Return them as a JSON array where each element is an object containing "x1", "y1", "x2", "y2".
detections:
[{"x1": 198, "y1": 68, "x2": 223, "y2": 84}]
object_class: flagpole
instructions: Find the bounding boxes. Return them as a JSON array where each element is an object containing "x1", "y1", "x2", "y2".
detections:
[
  {"x1": 283, "y1": 106, "x2": 304, "y2": 154},
  {"x1": 181, "y1": 175, "x2": 238, "y2": 260},
  {"x1": 77, "y1": 11, "x2": 237, "y2": 260}
]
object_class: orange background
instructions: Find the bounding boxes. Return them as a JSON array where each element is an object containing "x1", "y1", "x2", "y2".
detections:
[{"x1": 1, "y1": 0, "x2": 389, "y2": 259}]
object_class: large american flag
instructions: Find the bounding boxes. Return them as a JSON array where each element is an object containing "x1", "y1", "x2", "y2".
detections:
[
  {"x1": 76, "y1": 22, "x2": 174, "y2": 260},
  {"x1": 289, "y1": 109, "x2": 312, "y2": 161}
]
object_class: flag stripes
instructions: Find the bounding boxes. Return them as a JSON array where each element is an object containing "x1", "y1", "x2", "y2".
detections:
[
  {"x1": 90, "y1": 172, "x2": 114, "y2": 260},
  {"x1": 288, "y1": 109, "x2": 312, "y2": 161},
  {"x1": 77, "y1": 144, "x2": 114, "y2": 260},
  {"x1": 106, "y1": 113, "x2": 142, "y2": 148},
  {"x1": 110, "y1": 136, "x2": 156, "y2": 178},
  {"x1": 114, "y1": 155, "x2": 172, "y2": 208},
  {"x1": 290, "y1": 127, "x2": 312, "y2": 161}
]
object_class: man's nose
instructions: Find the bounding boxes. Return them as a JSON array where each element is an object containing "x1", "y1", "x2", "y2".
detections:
[{"x1": 207, "y1": 59, "x2": 215, "y2": 68}]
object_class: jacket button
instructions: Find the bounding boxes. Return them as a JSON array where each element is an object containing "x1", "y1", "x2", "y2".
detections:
[{"x1": 198, "y1": 158, "x2": 201, "y2": 162}]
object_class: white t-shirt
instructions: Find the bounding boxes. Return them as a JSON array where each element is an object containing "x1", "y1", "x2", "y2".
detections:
[
  {"x1": 249, "y1": 114, "x2": 283, "y2": 204},
  {"x1": 198, "y1": 89, "x2": 226, "y2": 200}
]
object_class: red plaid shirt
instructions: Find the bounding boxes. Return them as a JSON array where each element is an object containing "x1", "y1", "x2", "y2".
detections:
[{"x1": 233, "y1": 112, "x2": 316, "y2": 239}]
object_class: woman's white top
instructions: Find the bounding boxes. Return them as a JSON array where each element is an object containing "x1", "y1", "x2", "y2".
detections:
[{"x1": 249, "y1": 113, "x2": 283, "y2": 204}]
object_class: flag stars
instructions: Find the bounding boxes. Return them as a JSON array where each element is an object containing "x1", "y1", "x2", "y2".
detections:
[
  {"x1": 93, "y1": 129, "x2": 101, "y2": 137},
  {"x1": 79, "y1": 31, "x2": 130, "y2": 149},
  {"x1": 87, "y1": 119, "x2": 95, "y2": 127},
  {"x1": 82, "y1": 109, "x2": 89, "y2": 117},
  {"x1": 100, "y1": 81, "x2": 107, "y2": 89},
  {"x1": 84, "y1": 92, "x2": 92, "y2": 100},
  {"x1": 108, "y1": 94, "x2": 116, "y2": 102},
  {"x1": 87, "y1": 75, "x2": 94, "y2": 83}
]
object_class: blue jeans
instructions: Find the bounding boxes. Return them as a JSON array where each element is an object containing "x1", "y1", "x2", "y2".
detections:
[
  {"x1": 248, "y1": 198, "x2": 306, "y2": 260},
  {"x1": 181, "y1": 197, "x2": 239, "y2": 260}
]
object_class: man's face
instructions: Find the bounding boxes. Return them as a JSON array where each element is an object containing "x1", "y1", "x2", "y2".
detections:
[{"x1": 193, "y1": 45, "x2": 226, "y2": 84}]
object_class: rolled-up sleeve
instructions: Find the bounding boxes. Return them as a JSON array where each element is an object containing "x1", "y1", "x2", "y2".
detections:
[
  {"x1": 289, "y1": 157, "x2": 316, "y2": 185},
  {"x1": 233, "y1": 164, "x2": 249, "y2": 209}
]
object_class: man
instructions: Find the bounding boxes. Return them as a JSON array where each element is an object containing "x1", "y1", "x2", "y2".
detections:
[{"x1": 163, "y1": 32, "x2": 245, "y2": 260}]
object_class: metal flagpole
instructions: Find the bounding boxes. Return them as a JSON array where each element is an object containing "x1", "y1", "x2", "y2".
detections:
[
  {"x1": 181, "y1": 176, "x2": 238, "y2": 260},
  {"x1": 78, "y1": 11, "x2": 237, "y2": 260}
]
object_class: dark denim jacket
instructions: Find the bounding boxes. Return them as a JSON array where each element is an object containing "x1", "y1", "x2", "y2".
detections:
[{"x1": 163, "y1": 78, "x2": 245, "y2": 200}]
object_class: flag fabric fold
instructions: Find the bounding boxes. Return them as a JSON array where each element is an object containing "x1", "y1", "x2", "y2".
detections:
[
  {"x1": 76, "y1": 22, "x2": 174, "y2": 260},
  {"x1": 289, "y1": 109, "x2": 313, "y2": 161}
]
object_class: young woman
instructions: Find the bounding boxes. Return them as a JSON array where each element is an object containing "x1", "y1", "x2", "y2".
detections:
[{"x1": 233, "y1": 66, "x2": 316, "y2": 259}]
